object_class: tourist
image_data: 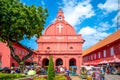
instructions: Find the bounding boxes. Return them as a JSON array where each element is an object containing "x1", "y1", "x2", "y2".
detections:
[
  {"x1": 2, "y1": 67, "x2": 11, "y2": 73},
  {"x1": 60, "y1": 66, "x2": 65, "y2": 73},
  {"x1": 40, "y1": 67, "x2": 45, "y2": 75},
  {"x1": 94, "y1": 68, "x2": 101, "y2": 80},
  {"x1": 86, "y1": 70, "x2": 92, "y2": 80},
  {"x1": 100, "y1": 66, "x2": 105, "y2": 80},
  {"x1": 80, "y1": 67, "x2": 87, "y2": 79},
  {"x1": 65, "y1": 68, "x2": 70, "y2": 76},
  {"x1": 117, "y1": 67, "x2": 120, "y2": 75},
  {"x1": 106, "y1": 66, "x2": 110, "y2": 74},
  {"x1": 113, "y1": 67, "x2": 118, "y2": 74},
  {"x1": 10, "y1": 67, "x2": 15, "y2": 74},
  {"x1": 24, "y1": 68, "x2": 29, "y2": 75},
  {"x1": 15, "y1": 68, "x2": 20, "y2": 73},
  {"x1": 35, "y1": 67, "x2": 40, "y2": 74},
  {"x1": 57, "y1": 66, "x2": 60, "y2": 73}
]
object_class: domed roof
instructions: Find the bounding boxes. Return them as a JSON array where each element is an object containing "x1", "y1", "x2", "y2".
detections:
[{"x1": 44, "y1": 9, "x2": 76, "y2": 36}]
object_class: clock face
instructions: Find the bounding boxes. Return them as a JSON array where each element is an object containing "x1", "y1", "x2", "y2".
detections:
[{"x1": 58, "y1": 16, "x2": 62, "y2": 20}]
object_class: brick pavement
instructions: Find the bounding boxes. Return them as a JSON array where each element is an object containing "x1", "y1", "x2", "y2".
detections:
[
  {"x1": 70, "y1": 76, "x2": 82, "y2": 80},
  {"x1": 70, "y1": 74, "x2": 120, "y2": 80},
  {"x1": 105, "y1": 74, "x2": 120, "y2": 80}
]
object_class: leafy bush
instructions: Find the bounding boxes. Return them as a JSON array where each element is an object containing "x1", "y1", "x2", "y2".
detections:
[
  {"x1": 33, "y1": 77, "x2": 47, "y2": 80},
  {"x1": 54, "y1": 74, "x2": 67, "y2": 80},
  {"x1": 33, "y1": 74, "x2": 67, "y2": 80},
  {"x1": 0, "y1": 73, "x2": 26, "y2": 79}
]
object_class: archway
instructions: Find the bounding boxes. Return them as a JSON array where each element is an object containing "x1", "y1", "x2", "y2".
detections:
[
  {"x1": 69, "y1": 58, "x2": 77, "y2": 74},
  {"x1": 42, "y1": 58, "x2": 49, "y2": 67},
  {"x1": 69, "y1": 58, "x2": 76, "y2": 66},
  {"x1": 56, "y1": 58, "x2": 63, "y2": 66}
]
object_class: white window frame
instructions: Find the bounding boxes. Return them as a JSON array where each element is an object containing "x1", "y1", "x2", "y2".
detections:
[
  {"x1": 87, "y1": 56, "x2": 88, "y2": 61},
  {"x1": 98, "y1": 52, "x2": 101, "y2": 58},
  {"x1": 103, "y1": 50, "x2": 106, "y2": 57},
  {"x1": 110, "y1": 47, "x2": 114, "y2": 56},
  {"x1": 94, "y1": 54, "x2": 96, "y2": 59},
  {"x1": 89, "y1": 56, "x2": 91, "y2": 60},
  {"x1": 91, "y1": 55, "x2": 93, "y2": 60}
]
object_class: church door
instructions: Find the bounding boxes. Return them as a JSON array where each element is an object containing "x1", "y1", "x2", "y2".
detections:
[
  {"x1": 42, "y1": 58, "x2": 49, "y2": 67},
  {"x1": 69, "y1": 58, "x2": 76, "y2": 73},
  {"x1": 56, "y1": 58, "x2": 63, "y2": 66},
  {"x1": 69, "y1": 58, "x2": 76, "y2": 66}
]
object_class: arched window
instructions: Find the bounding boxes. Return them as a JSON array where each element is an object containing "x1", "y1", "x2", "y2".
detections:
[
  {"x1": 56, "y1": 58, "x2": 63, "y2": 66},
  {"x1": 69, "y1": 58, "x2": 76, "y2": 66},
  {"x1": 42, "y1": 58, "x2": 49, "y2": 66}
]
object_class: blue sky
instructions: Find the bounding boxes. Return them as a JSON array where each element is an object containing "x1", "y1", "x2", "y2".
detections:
[{"x1": 20, "y1": 0, "x2": 119, "y2": 50}]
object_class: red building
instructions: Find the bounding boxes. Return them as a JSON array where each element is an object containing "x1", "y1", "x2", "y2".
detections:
[
  {"x1": 34, "y1": 9, "x2": 84, "y2": 73},
  {"x1": 0, "y1": 42, "x2": 34, "y2": 68},
  {"x1": 83, "y1": 30, "x2": 120, "y2": 66}
]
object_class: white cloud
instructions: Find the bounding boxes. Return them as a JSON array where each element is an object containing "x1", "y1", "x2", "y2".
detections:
[
  {"x1": 79, "y1": 26, "x2": 97, "y2": 36},
  {"x1": 112, "y1": 12, "x2": 120, "y2": 28},
  {"x1": 97, "y1": 22, "x2": 111, "y2": 31},
  {"x1": 61, "y1": 0, "x2": 95, "y2": 26},
  {"x1": 41, "y1": 0, "x2": 45, "y2": 6},
  {"x1": 98, "y1": 0, "x2": 118, "y2": 13},
  {"x1": 78, "y1": 26, "x2": 110, "y2": 50}
]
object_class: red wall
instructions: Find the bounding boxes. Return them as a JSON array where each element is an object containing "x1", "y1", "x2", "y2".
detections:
[
  {"x1": 0, "y1": 42, "x2": 33, "y2": 68},
  {"x1": 83, "y1": 39, "x2": 120, "y2": 65}
]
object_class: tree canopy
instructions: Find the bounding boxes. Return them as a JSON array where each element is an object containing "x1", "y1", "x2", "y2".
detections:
[
  {"x1": 0, "y1": 0, "x2": 48, "y2": 43},
  {"x1": 0, "y1": 0, "x2": 48, "y2": 66}
]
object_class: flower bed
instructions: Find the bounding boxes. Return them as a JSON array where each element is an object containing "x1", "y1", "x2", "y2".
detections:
[
  {"x1": 0, "y1": 73, "x2": 71, "y2": 80},
  {"x1": 0, "y1": 73, "x2": 26, "y2": 80},
  {"x1": 33, "y1": 74, "x2": 71, "y2": 80}
]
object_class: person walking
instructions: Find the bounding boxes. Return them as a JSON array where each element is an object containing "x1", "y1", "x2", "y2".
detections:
[
  {"x1": 65, "y1": 68, "x2": 70, "y2": 76},
  {"x1": 80, "y1": 67, "x2": 87, "y2": 80},
  {"x1": 94, "y1": 68, "x2": 101, "y2": 80},
  {"x1": 100, "y1": 66, "x2": 105, "y2": 80}
]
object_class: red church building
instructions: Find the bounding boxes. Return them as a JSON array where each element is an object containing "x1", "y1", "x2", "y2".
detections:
[
  {"x1": 34, "y1": 9, "x2": 84, "y2": 73},
  {"x1": 83, "y1": 30, "x2": 120, "y2": 66}
]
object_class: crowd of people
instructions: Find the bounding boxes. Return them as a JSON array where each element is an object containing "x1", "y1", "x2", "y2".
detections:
[
  {"x1": 1, "y1": 63, "x2": 120, "y2": 80},
  {"x1": 79, "y1": 64, "x2": 120, "y2": 80},
  {"x1": 0, "y1": 65, "x2": 70, "y2": 76},
  {"x1": 0, "y1": 66, "x2": 46, "y2": 75}
]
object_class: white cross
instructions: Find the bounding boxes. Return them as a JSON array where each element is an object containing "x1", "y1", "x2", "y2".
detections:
[{"x1": 57, "y1": 24, "x2": 63, "y2": 33}]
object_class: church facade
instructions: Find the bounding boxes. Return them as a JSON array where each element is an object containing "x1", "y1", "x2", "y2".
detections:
[{"x1": 34, "y1": 9, "x2": 84, "y2": 72}]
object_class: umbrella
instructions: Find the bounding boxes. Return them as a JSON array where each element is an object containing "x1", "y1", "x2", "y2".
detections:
[
  {"x1": 0, "y1": 68, "x2": 2, "y2": 71},
  {"x1": 99, "y1": 60, "x2": 108, "y2": 64},
  {"x1": 27, "y1": 70, "x2": 36, "y2": 76},
  {"x1": 70, "y1": 66, "x2": 77, "y2": 69},
  {"x1": 109, "y1": 58, "x2": 120, "y2": 63}
]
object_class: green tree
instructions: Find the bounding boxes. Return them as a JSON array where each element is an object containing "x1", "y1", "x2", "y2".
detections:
[
  {"x1": 0, "y1": 0, "x2": 48, "y2": 72},
  {"x1": 48, "y1": 56, "x2": 55, "y2": 80}
]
